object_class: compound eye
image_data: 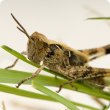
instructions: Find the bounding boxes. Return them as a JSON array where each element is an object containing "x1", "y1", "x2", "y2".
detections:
[{"x1": 31, "y1": 37, "x2": 35, "y2": 41}]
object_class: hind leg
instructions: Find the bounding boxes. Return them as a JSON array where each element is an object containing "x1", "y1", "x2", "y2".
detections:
[
  {"x1": 56, "y1": 79, "x2": 78, "y2": 93},
  {"x1": 78, "y1": 44, "x2": 110, "y2": 61}
]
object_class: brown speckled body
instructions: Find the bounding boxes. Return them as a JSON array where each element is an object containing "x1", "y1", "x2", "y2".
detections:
[
  {"x1": 6, "y1": 13, "x2": 110, "y2": 92},
  {"x1": 27, "y1": 31, "x2": 110, "y2": 91}
]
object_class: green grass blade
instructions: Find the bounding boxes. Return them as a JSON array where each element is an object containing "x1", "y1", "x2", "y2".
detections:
[
  {"x1": 0, "y1": 83, "x2": 56, "y2": 101},
  {"x1": 0, "y1": 83, "x2": 100, "y2": 110},
  {"x1": 32, "y1": 81, "x2": 79, "y2": 110},
  {"x1": 0, "y1": 68, "x2": 110, "y2": 101},
  {"x1": 87, "y1": 17, "x2": 110, "y2": 20}
]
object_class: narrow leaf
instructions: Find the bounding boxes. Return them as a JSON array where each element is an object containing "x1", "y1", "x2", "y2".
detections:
[
  {"x1": 87, "y1": 17, "x2": 110, "y2": 20},
  {"x1": 0, "y1": 83, "x2": 100, "y2": 110},
  {"x1": 0, "y1": 83, "x2": 56, "y2": 101},
  {"x1": 0, "y1": 68, "x2": 110, "y2": 101},
  {"x1": 32, "y1": 81, "x2": 79, "y2": 110}
]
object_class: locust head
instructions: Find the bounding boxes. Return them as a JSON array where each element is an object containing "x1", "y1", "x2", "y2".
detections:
[
  {"x1": 27, "y1": 32, "x2": 48, "y2": 65},
  {"x1": 11, "y1": 13, "x2": 48, "y2": 65}
]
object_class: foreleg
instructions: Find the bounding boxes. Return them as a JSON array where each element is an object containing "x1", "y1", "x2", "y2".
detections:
[
  {"x1": 16, "y1": 63, "x2": 45, "y2": 88},
  {"x1": 5, "y1": 51, "x2": 27, "y2": 69}
]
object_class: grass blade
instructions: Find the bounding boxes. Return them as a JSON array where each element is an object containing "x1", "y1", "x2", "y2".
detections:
[
  {"x1": 87, "y1": 17, "x2": 110, "y2": 20},
  {"x1": 0, "y1": 83, "x2": 100, "y2": 110},
  {"x1": 0, "y1": 68, "x2": 110, "y2": 101},
  {"x1": 32, "y1": 81, "x2": 79, "y2": 110},
  {"x1": 0, "y1": 83, "x2": 56, "y2": 101}
]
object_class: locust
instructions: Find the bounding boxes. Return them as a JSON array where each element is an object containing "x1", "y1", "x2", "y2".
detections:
[{"x1": 5, "y1": 13, "x2": 110, "y2": 93}]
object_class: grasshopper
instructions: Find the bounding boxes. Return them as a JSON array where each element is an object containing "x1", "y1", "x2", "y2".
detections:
[{"x1": 5, "y1": 13, "x2": 110, "y2": 93}]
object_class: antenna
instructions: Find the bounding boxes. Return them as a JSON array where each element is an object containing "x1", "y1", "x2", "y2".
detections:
[{"x1": 11, "y1": 13, "x2": 30, "y2": 38}]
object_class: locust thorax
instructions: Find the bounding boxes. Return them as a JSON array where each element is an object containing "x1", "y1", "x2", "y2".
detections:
[{"x1": 27, "y1": 32, "x2": 48, "y2": 65}]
